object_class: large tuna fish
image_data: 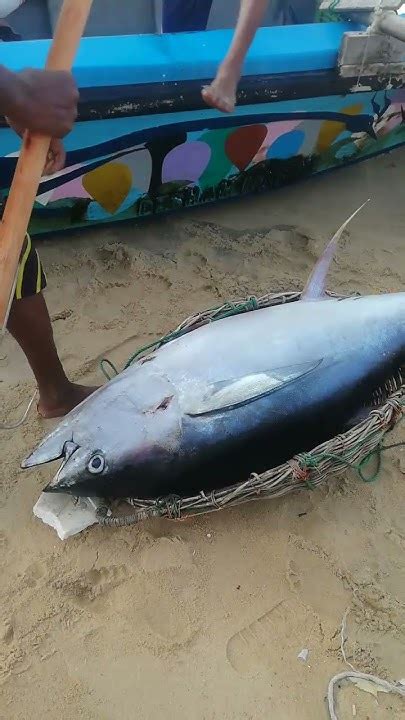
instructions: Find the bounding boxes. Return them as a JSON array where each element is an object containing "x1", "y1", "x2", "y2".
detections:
[{"x1": 23, "y1": 203, "x2": 405, "y2": 499}]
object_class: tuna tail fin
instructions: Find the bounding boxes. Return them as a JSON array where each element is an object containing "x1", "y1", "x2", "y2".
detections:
[{"x1": 301, "y1": 199, "x2": 370, "y2": 302}]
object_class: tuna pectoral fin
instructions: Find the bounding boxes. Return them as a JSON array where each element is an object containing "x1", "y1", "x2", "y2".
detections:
[
  {"x1": 301, "y1": 200, "x2": 370, "y2": 302},
  {"x1": 184, "y1": 359, "x2": 322, "y2": 416}
]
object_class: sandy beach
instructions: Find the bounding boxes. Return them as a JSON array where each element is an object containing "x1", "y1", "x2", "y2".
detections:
[{"x1": 2, "y1": 150, "x2": 405, "y2": 719}]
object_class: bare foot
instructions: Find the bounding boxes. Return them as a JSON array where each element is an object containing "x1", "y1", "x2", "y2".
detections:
[
  {"x1": 202, "y1": 73, "x2": 239, "y2": 113},
  {"x1": 38, "y1": 383, "x2": 99, "y2": 419}
]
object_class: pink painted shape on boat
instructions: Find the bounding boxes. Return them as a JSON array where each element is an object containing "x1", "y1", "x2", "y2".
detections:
[
  {"x1": 51, "y1": 177, "x2": 92, "y2": 202},
  {"x1": 253, "y1": 120, "x2": 302, "y2": 163},
  {"x1": 377, "y1": 104, "x2": 404, "y2": 136}
]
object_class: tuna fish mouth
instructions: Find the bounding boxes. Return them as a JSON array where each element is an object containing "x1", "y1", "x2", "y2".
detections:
[{"x1": 43, "y1": 441, "x2": 80, "y2": 493}]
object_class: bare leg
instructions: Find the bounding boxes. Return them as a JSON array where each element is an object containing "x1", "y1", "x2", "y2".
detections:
[
  {"x1": 202, "y1": 0, "x2": 268, "y2": 113},
  {"x1": 7, "y1": 293, "x2": 98, "y2": 419}
]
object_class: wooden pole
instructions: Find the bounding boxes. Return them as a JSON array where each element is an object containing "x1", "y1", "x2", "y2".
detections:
[{"x1": 0, "y1": 0, "x2": 94, "y2": 330}]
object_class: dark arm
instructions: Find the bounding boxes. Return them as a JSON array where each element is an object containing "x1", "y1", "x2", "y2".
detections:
[{"x1": 0, "y1": 65, "x2": 79, "y2": 137}]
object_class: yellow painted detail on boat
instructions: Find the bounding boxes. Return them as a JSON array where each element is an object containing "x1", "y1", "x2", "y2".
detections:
[
  {"x1": 342, "y1": 104, "x2": 364, "y2": 116},
  {"x1": 83, "y1": 162, "x2": 132, "y2": 214},
  {"x1": 316, "y1": 104, "x2": 364, "y2": 154}
]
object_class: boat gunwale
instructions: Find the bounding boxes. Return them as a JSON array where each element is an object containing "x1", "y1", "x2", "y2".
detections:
[{"x1": 0, "y1": 68, "x2": 401, "y2": 126}]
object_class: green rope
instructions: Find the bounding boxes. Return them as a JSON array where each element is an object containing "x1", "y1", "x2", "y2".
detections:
[
  {"x1": 300, "y1": 429, "x2": 405, "y2": 486},
  {"x1": 301, "y1": 446, "x2": 382, "y2": 484},
  {"x1": 295, "y1": 409, "x2": 405, "y2": 485},
  {"x1": 100, "y1": 358, "x2": 120, "y2": 381},
  {"x1": 316, "y1": 0, "x2": 340, "y2": 23}
]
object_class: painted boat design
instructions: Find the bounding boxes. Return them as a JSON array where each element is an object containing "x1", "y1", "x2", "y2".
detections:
[{"x1": 1, "y1": 4, "x2": 405, "y2": 234}]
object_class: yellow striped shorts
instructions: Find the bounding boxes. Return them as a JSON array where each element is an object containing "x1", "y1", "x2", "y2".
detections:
[{"x1": 15, "y1": 234, "x2": 47, "y2": 300}]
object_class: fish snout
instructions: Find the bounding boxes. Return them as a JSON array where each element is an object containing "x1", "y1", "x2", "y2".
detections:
[
  {"x1": 22, "y1": 432, "x2": 79, "y2": 469},
  {"x1": 44, "y1": 445, "x2": 108, "y2": 495}
]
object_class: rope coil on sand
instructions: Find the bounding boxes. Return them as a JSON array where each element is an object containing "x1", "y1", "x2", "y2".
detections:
[
  {"x1": 97, "y1": 290, "x2": 405, "y2": 527},
  {"x1": 327, "y1": 672, "x2": 405, "y2": 719}
]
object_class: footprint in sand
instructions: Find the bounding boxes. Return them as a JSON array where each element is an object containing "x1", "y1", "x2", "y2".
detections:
[
  {"x1": 140, "y1": 536, "x2": 194, "y2": 573},
  {"x1": 0, "y1": 531, "x2": 8, "y2": 550},
  {"x1": 286, "y1": 542, "x2": 349, "y2": 625},
  {"x1": 138, "y1": 537, "x2": 203, "y2": 648},
  {"x1": 20, "y1": 561, "x2": 46, "y2": 590},
  {"x1": 54, "y1": 564, "x2": 128, "y2": 609},
  {"x1": 0, "y1": 618, "x2": 14, "y2": 644},
  {"x1": 286, "y1": 559, "x2": 301, "y2": 592},
  {"x1": 143, "y1": 581, "x2": 200, "y2": 647},
  {"x1": 226, "y1": 598, "x2": 320, "y2": 677}
]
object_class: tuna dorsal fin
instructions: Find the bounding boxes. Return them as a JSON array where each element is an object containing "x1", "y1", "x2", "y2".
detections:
[{"x1": 301, "y1": 199, "x2": 370, "y2": 302}]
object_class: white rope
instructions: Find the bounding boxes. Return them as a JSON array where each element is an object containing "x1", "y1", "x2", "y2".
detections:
[
  {"x1": 0, "y1": 390, "x2": 37, "y2": 430},
  {"x1": 339, "y1": 607, "x2": 357, "y2": 672},
  {"x1": 355, "y1": 0, "x2": 384, "y2": 89},
  {"x1": 327, "y1": 671, "x2": 405, "y2": 719},
  {"x1": 328, "y1": 601, "x2": 405, "y2": 717}
]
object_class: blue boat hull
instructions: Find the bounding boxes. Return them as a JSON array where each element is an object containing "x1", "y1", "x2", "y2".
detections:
[{"x1": 0, "y1": 22, "x2": 404, "y2": 235}]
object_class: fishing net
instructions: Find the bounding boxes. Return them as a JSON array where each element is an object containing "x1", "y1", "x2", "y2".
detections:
[{"x1": 97, "y1": 291, "x2": 405, "y2": 527}]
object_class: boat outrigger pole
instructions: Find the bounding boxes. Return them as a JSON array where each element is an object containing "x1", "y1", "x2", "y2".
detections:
[
  {"x1": 320, "y1": 1, "x2": 405, "y2": 75},
  {"x1": 0, "y1": 0, "x2": 94, "y2": 332},
  {"x1": 375, "y1": 7, "x2": 405, "y2": 42}
]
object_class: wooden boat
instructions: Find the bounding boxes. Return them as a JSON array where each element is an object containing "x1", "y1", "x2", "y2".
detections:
[{"x1": 1, "y1": 0, "x2": 405, "y2": 235}]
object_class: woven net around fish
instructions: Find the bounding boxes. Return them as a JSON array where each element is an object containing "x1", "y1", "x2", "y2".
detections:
[{"x1": 97, "y1": 291, "x2": 405, "y2": 527}]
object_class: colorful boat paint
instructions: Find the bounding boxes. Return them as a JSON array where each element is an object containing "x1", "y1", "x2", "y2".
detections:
[{"x1": 1, "y1": 21, "x2": 405, "y2": 235}]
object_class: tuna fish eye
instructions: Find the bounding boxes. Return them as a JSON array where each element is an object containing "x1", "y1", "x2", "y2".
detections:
[{"x1": 87, "y1": 454, "x2": 105, "y2": 475}]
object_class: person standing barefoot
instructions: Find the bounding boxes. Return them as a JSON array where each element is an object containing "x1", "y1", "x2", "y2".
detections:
[{"x1": 1, "y1": 66, "x2": 98, "y2": 418}]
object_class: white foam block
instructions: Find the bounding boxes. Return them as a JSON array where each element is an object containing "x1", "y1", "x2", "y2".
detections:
[{"x1": 33, "y1": 493, "x2": 103, "y2": 540}]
